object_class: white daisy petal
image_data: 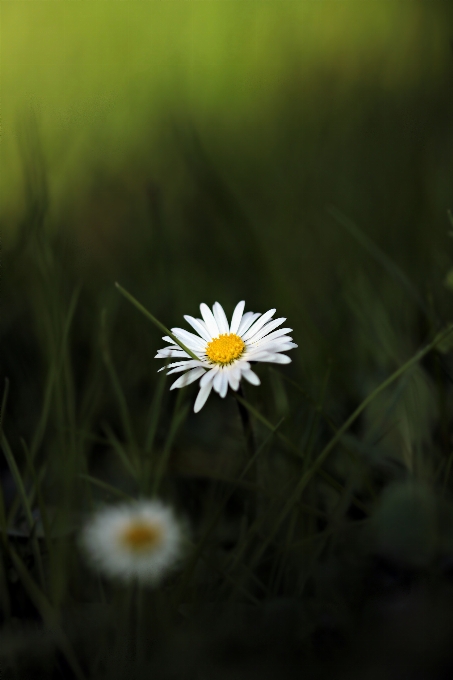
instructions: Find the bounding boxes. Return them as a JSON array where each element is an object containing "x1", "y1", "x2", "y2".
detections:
[
  {"x1": 273, "y1": 342, "x2": 298, "y2": 351},
  {"x1": 242, "y1": 368, "x2": 261, "y2": 386},
  {"x1": 226, "y1": 362, "x2": 240, "y2": 390},
  {"x1": 155, "y1": 349, "x2": 191, "y2": 359},
  {"x1": 263, "y1": 353, "x2": 292, "y2": 364},
  {"x1": 212, "y1": 302, "x2": 229, "y2": 335},
  {"x1": 194, "y1": 382, "x2": 213, "y2": 413},
  {"x1": 167, "y1": 363, "x2": 204, "y2": 375},
  {"x1": 242, "y1": 309, "x2": 276, "y2": 341},
  {"x1": 213, "y1": 370, "x2": 223, "y2": 394},
  {"x1": 228, "y1": 371, "x2": 240, "y2": 391},
  {"x1": 251, "y1": 327, "x2": 293, "y2": 345},
  {"x1": 170, "y1": 367, "x2": 206, "y2": 389},
  {"x1": 200, "y1": 367, "x2": 218, "y2": 388},
  {"x1": 249, "y1": 339, "x2": 294, "y2": 354},
  {"x1": 184, "y1": 316, "x2": 212, "y2": 342},
  {"x1": 243, "y1": 351, "x2": 272, "y2": 361},
  {"x1": 238, "y1": 312, "x2": 261, "y2": 336},
  {"x1": 171, "y1": 328, "x2": 206, "y2": 350},
  {"x1": 200, "y1": 303, "x2": 220, "y2": 338},
  {"x1": 246, "y1": 317, "x2": 286, "y2": 343},
  {"x1": 229, "y1": 300, "x2": 245, "y2": 334},
  {"x1": 158, "y1": 360, "x2": 201, "y2": 372},
  {"x1": 219, "y1": 371, "x2": 229, "y2": 398},
  {"x1": 235, "y1": 360, "x2": 251, "y2": 371}
]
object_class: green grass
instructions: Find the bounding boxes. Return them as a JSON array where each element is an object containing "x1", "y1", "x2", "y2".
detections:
[
  {"x1": 2, "y1": 3, "x2": 453, "y2": 676},
  {"x1": 3, "y1": 150, "x2": 453, "y2": 676}
]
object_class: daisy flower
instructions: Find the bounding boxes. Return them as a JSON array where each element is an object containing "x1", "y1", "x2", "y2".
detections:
[
  {"x1": 155, "y1": 301, "x2": 297, "y2": 412},
  {"x1": 79, "y1": 500, "x2": 183, "y2": 584}
]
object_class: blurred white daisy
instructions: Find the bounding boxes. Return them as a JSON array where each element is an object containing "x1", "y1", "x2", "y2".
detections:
[
  {"x1": 155, "y1": 301, "x2": 297, "y2": 412},
  {"x1": 80, "y1": 500, "x2": 183, "y2": 584}
]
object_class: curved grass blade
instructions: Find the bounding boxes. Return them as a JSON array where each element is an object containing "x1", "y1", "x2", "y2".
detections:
[
  {"x1": 327, "y1": 206, "x2": 430, "y2": 318},
  {"x1": 115, "y1": 282, "x2": 200, "y2": 362}
]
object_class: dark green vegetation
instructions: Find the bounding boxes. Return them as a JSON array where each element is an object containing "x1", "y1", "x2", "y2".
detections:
[{"x1": 3, "y1": 2, "x2": 453, "y2": 678}]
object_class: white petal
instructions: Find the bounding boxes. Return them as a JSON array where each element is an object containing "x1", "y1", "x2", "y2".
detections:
[
  {"x1": 212, "y1": 302, "x2": 229, "y2": 335},
  {"x1": 251, "y1": 327, "x2": 293, "y2": 345},
  {"x1": 231, "y1": 365, "x2": 243, "y2": 382},
  {"x1": 246, "y1": 318, "x2": 286, "y2": 343},
  {"x1": 249, "y1": 339, "x2": 294, "y2": 354},
  {"x1": 167, "y1": 362, "x2": 204, "y2": 375},
  {"x1": 228, "y1": 371, "x2": 240, "y2": 391},
  {"x1": 171, "y1": 328, "x2": 206, "y2": 349},
  {"x1": 194, "y1": 383, "x2": 213, "y2": 413},
  {"x1": 200, "y1": 367, "x2": 218, "y2": 388},
  {"x1": 200, "y1": 303, "x2": 220, "y2": 338},
  {"x1": 263, "y1": 353, "x2": 292, "y2": 364},
  {"x1": 273, "y1": 342, "x2": 297, "y2": 351},
  {"x1": 184, "y1": 316, "x2": 212, "y2": 342},
  {"x1": 238, "y1": 312, "x2": 260, "y2": 336},
  {"x1": 159, "y1": 360, "x2": 203, "y2": 372},
  {"x1": 243, "y1": 351, "x2": 272, "y2": 361},
  {"x1": 155, "y1": 349, "x2": 191, "y2": 359},
  {"x1": 162, "y1": 336, "x2": 175, "y2": 344},
  {"x1": 242, "y1": 369, "x2": 261, "y2": 386},
  {"x1": 234, "y1": 360, "x2": 251, "y2": 371},
  {"x1": 170, "y1": 367, "x2": 205, "y2": 389},
  {"x1": 242, "y1": 309, "x2": 276, "y2": 341},
  {"x1": 229, "y1": 300, "x2": 245, "y2": 334},
  {"x1": 213, "y1": 370, "x2": 223, "y2": 394},
  {"x1": 219, "y1": 372, "x2": 228, "y2": 398}
]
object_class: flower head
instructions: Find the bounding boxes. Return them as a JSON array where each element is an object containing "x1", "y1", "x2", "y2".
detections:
[
  {"x1": 155, "y1": 301, "x2": 297, "y2": 412},
  {"x1": 79, "y1": 500, "x2": 183, "y2": 584}
]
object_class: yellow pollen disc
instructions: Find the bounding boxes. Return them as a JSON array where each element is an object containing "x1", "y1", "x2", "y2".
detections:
[
  {"x1": 120, "y1": 521, "x2": 163, "y2": 553},
  {"x1": 206, "y1": 333, "x2": 245, "y2": 365}
]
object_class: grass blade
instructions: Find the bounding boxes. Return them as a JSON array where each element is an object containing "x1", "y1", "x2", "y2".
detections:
[{"x1": 115, "y1": 282, "x2": 200, "y2": 361}]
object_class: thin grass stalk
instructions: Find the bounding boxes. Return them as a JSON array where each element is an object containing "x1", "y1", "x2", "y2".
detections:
[
  {"x1": 144, "y1": 368, "x2": 168, "y2": 455},
  {"x1": 30, "y1": 364, "x2": 56, "y2": 461},
  {"x1": 270, "y1": 368, "x2": 377, "y2": 499},
  {"x1": 100, "y1": 310, "x2": 138, "y2": 456},
  {"x1": 151, "y1": 392, "x2": 189, "y2": 496},
  {"x1": 234, "y1": 392, "x2": 367, "y2": 513},
  {"x1": 115, "y1": 283, "x2": 200, "y2": 360},
  {"x1": 7, "y1": 544, "x2": 87, "y2": 680},
  {"x1": 172, "y1": 419, "x2": 284, "y2": 608},
  {"x1": 1, "y1": 434, "x2": 47, "y2": 592},
  {"x1": 21, "y1": 438, "x2": 51, "y2": 590},
  {"x1": 79, "y1": 473, "x2": 133, "y2": 501},
  {"x1": 327, "y1": 206, "x2": 431, "y2": 318},
  {"x1": 243, "y1": 326, "x2": 453, "y2": 577},
  {"x1": 302, "y1": 361, "x2": 331, "y2": 470},
  {"x1": 102, "y1": 422, "x2": 138, "y2": 481},
  {"x1": 143, "y1": 368, "x2": 168, "y2": 492}
]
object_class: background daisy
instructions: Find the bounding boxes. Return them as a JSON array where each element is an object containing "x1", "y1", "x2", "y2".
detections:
[
  {"x1": 80, "y1": 500, "x2": 183, "y2": 584},
  {"x1": 155, "y1": 301, "x2": 297, "y2": 412}
]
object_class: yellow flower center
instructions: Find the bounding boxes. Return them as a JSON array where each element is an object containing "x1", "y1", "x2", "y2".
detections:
[
  {"x1": 206, "y1": 333, "x2": 245, "y2": 365},
  {"x1": 120, "y1": 521, "x2": 163, "y2": 553}
]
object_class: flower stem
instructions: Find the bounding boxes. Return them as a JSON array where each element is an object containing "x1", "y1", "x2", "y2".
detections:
[
  {"x1": 236, "y1": 387, "x2": 258, "y2": 517},
  {"x1": 237, "y1": 386, "x2": 256, "y2": 460}
]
